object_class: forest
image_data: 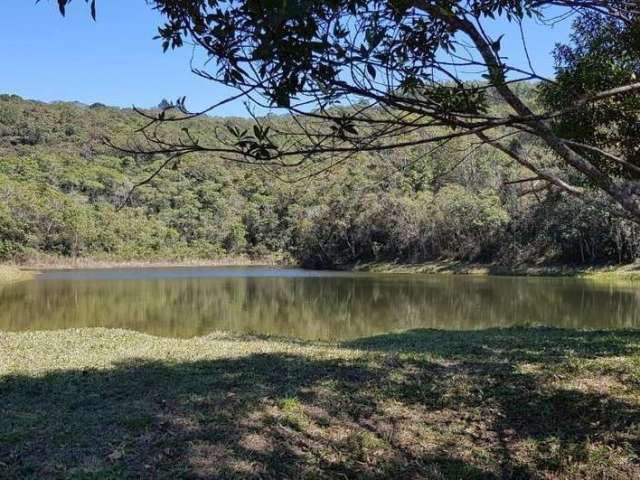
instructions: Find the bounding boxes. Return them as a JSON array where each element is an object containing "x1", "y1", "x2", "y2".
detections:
[{"x1": 0, "y1": 88, "x2": 638, "y2": 268}]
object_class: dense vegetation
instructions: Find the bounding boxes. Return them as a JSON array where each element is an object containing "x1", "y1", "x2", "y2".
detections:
[
  {"x1": 70, "y1": 1, "x2": 640, "y2": 222},
  {"x1": 0, "y1": 92, "x2": 639, "y2": 268}
]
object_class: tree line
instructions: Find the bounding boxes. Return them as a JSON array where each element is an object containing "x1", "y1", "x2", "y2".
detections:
[{"x1": 0, "y1": 92, "x2": 638, "y2": 267}]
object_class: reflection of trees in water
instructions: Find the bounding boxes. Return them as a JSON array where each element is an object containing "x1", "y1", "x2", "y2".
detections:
[{"x1": 0, "y1": 275, "x2": 639, "y2": 339}]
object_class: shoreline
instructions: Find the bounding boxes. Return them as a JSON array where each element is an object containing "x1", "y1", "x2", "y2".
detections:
[
  {"x1": 3, "y1": 256, "x2": 640, "y2": 280},
  {"x1": 349, "y1": 260, "x2": 640, "y2": 279},
  {"x1": 11, "y1": 254, "x2": 291, "y2": 271}
]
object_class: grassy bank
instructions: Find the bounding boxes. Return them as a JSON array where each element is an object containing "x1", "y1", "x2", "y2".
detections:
[
  {"x1": 12, "y1": 254, "x2": 291, "y2": 271},
  {"x1": 353, "y1": 260, "x2": 640, "y2": 280},
  {"x1": 2, "y1": 327, "x2": 639, "y2": 479},
  {"x1": 0, "y1": 266, "x2": 35, "y2": 285}
]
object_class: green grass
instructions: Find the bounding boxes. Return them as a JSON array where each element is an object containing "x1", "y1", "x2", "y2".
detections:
[{"x1": 1, "y1": 327, "x2": 640, "y2": 479}]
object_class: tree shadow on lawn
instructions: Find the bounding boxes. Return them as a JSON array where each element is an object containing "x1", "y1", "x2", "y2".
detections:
[
  {"x1": 345, "y1": 327, "x2": 640, "y2": 361},
  {"x1": 2, "y1": 328, "x2": 640, "y2": 479}
]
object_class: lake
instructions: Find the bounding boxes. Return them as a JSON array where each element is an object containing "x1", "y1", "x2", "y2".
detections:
[{"x1": 1, "y1": 266, "x2": 639, "y2": 340}]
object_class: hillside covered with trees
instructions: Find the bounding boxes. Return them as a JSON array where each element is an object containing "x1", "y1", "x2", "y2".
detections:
[{"x1": 0, "y1": 91, "x2": 638, "y2": 268}]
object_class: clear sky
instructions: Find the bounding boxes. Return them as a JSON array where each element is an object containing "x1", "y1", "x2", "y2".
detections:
[{"x1": 1, "y1": 0, "x2": 573, "y2": 117}]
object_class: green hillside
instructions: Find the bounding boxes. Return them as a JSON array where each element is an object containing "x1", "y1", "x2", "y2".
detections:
[{"x1": 0, "y1": 92, "x2": 638, "y2": 267}]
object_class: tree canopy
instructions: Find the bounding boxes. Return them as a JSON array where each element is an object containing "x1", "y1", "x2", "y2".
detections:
[{"x1": 48, "y1": 1, "x2": 640, "y2": 221}]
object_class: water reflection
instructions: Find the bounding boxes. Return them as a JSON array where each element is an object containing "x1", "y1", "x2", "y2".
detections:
[{"x1": 0, "y1": 267, "x2": 639, "y2": 339}]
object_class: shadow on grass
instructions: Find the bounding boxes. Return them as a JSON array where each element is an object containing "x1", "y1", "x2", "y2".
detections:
[
  {"x1": 2, "y1": 328, "x2": 640, "y2": 479},
  {"x1": 345, "y1": 326, "x2": 640, "y2": 360}
]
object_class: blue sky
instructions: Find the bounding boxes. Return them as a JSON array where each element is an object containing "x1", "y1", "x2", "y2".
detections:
[{"x1": 1, "y1": 0, "x2": 573, "y2": 117}]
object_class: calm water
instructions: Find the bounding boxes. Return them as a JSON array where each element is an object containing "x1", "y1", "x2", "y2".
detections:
[{"x1": 1, "y1": 266, "x2": 639, "y2": 340}]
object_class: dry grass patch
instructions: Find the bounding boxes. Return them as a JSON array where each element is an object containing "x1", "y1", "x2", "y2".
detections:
[{"x1": 0, "y1": 266, "x2": 34, "y2": 285}]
